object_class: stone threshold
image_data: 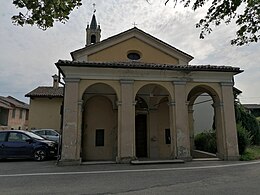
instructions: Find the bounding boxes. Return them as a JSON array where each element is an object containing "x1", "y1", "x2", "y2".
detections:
[
  {"x1": 130, "y1": 159, "x2": 185, "y2": 165},
  {"x1": 81, "y1": 161, "x2": 117, "y2": 165},
  {"x1": 192, "y1": 158, "x2": 221, "y2": 161}
]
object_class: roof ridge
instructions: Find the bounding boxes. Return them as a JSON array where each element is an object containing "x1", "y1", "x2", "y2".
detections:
[{"x1": 56, "y1": 60, "x2": 243, "y2": 73}]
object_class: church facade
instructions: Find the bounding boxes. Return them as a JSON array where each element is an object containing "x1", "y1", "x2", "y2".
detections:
[{"x1": 56, "y1": 14, "x2": 242, "y2": 164}]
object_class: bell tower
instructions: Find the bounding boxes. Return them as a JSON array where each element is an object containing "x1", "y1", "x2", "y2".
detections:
[{"x1": 86, "y1": 4, "x2": 101, "y2": 46}]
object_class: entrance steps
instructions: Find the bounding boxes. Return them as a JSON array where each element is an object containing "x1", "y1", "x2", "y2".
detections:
[
  {"x1": 192, "y1": 150, "x2": 221, "y2": 161},
  {"x1": 131, "y1": 159, "x2": 184, "y2": 165},
  {"x1": 82, "y1": 161, "x2": 116, "y2": 165}
]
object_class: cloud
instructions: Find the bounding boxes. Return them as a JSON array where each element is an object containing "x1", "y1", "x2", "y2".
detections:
[{"x1": 0, "y1": 0, "x2": 259, "y2": 104}]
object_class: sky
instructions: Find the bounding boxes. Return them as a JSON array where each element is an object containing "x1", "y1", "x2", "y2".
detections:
[{"x1": 0, "y1": 0, "x2": 259, "y2": 104}]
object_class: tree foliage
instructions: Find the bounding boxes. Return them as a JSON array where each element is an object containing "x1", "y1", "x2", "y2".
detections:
[
  {"x1": 235, "y1": 103, "x2": 260, "y2": 145},
  {"x1": 165, "y1": 0, "x2": 259, "y2": 46},
  {"x1": 12, "y1": 0, "x2": 82, "y2": 30},
  {"x1": 236, "y1": 123, "x2": 252, "y2": 154},
  {"x1": 12, "y1": 0, "x2": 259, "y2": 46}
]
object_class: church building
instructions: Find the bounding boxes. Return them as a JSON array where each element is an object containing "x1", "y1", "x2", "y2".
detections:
[{"x1": 55, "y1": 13, "x2": 242, "y2": 164}]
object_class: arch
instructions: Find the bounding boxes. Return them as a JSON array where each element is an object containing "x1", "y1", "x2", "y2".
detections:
[
  {"x1": 187, "y1": 84, "x2": 224, "y2": 159},
  {"x1": 91, "y1": 34, "x2": 96, "y2": 43},
  {"x1": 80, "y1": 81, "x2": 120, "y2": 102},
  {"x1": 187, "y1": 84, "x2": 221, "y2": 106},
  {"x1": 135, "y1": 83, "x2": 172, "y2": 159},
  {"x1": 134, "y1": 82, "x2": 173, "y2": 101},
  {"x1": 81, "y1": 83, "x2": 118, "y2": 161}
]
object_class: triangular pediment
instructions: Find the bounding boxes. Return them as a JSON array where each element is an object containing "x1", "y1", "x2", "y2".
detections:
[{"x1": 71, "y1": 27, "x2": 193, "y2": 65}]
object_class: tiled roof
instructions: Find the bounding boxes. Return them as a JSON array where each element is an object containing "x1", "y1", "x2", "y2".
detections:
[
  {"x1": 25, "y1": 87, "x2": 64, "y2": 98},
  {"x1": 56, "y1": 60, "x2": 243, "y2": 74},
  {"x1": 0, "y1": 96, "x2": 29, "y2": 109},
  {"x1": 243, "y1": 104, "x2": 260, "y2": 109}
]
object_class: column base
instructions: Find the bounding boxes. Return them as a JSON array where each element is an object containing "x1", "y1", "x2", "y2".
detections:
[
  {"x1": 217, "y1": 153, "x2": 240, "y2": 161},
  {"x1": 177, "y1": 156, "x2": 192, "y2": 162},
  {"x1": 116, "y1": 156, "x2": 136, "y2": 163},
  {"x1": 57, "y1": 159, "x2": 81, "y2": 166}
]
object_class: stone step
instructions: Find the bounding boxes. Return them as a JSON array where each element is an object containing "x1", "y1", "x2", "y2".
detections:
[{"x1": 131, "y1": 159, "x2": 185, "y2": 165}]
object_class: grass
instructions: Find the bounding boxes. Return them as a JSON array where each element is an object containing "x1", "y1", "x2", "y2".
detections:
[{"x1": 240, "y1": 145, "x2": 260, "y2": 161}]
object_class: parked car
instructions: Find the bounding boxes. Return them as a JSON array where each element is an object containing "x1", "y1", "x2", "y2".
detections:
[
  {"x1": 31, "y1": 129, "x2": 61, "y2": 143},
  {"x1": 0, "y1": 130, "x2": 58, "y2": 161}
]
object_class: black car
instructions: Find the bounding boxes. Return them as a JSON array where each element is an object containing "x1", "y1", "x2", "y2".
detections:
[{"x1": 0, "y1": 130, "x2": 58, "y2": 161}]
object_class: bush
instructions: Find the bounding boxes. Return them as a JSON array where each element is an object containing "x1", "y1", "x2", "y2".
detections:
[
  {"x1": 235, "y1": 104, "x2": 260, "y2": 145},
  {"x1": 240, "y1": 146, "x2": 260, "y2": 161},
  {"x1": 194, "y1": 130, "x2": 217, "y2": 153},
  {"x1": 237, "y1": 123, "x2": 252, "y2": 154}
]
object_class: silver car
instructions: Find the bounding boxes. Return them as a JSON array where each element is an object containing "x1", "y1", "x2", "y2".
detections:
[{"x1": 31, "y1": 129, "x2": 61, "y2": 143}]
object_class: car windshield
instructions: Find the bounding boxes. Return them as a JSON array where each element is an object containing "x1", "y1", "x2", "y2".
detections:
[{"x1": 26, "y1": 131, "x2": 45, "y2": 140}]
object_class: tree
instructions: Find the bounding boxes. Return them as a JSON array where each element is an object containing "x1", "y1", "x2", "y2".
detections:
[
  {"x1": 12, "y1": 0, "x2": 259, "y2": 46},
  {"x1": 165, "y1": 0, "x2": 259, "y2": 46},
  {"x1": 235, "y1": 102, "x2": 260, "y2": 145},
  {"x1": 12, "y1": 0, "x2": 82, "y2": 30}
]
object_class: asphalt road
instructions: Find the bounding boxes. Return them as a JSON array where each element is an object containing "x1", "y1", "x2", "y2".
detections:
[{"x1": 0, "y1": 159, "x2": 260, "y2": 195}]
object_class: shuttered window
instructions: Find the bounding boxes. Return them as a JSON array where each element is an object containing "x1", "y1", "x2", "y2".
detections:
[
  {"x1": 96, "y1": 129, "x2": 104, "y2": 146},
  {"x1": 165, "y1": 128, "x2": 171, "y2": 144}
]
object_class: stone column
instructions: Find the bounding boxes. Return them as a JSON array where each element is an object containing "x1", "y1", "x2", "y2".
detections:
[
  {"x1": 214, "y1": 102, "x2": 226, "y2": 159},
  {"x1": 117, "y1": 80, "x2": 135, "y2": 163},
  {"x1": 59, "y1": 78, "x2": 81, "y2": 165},
  {"x1": 168, "y1": 101, "x2": 177, "y2": 159},
  {"x1": 220, "y1": 82, "x2": 239, "y2": 160},
  {"x1": 173, "y1": 81, "x2": 191, "y2": 161},
  {"x1": 188, "y1": 106, "x2": 195, "y2": 151},
  {"x1": 77, "y1": 100, "x2": 83, "y2": 162}
]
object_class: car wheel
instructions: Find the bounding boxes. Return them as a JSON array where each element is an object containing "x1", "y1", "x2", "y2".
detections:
[{"x1": 33, "y1": 149, "x2": 47, "y2": 161}]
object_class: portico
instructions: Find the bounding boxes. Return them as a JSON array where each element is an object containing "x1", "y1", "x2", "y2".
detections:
[{"x1": 56, "y1": 60, "x2": 242, "y2": 164}]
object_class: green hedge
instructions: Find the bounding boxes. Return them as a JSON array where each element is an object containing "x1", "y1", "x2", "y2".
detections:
[
  {"x1": 194, "y1": 130, "x2": 217, "y2": 154},
  {"x1": 237, "y1": 123, "x2": 252, "y2": 154},
  {"x1": 194, "y1": 124, "x2": 252, "y2": 155}
]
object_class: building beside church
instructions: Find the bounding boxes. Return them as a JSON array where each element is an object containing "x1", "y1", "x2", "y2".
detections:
[
  {"x1": 52, "y1": 13, "x2": 243, "y2": 164},
  {"x1": 0, "y1": 96, "x2": 29, "y2": 130},
  {"x1": 25, "y1": 75, "x2": 63, "y2": 131}
]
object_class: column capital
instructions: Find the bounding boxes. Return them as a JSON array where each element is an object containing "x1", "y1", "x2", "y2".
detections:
[
  {"x1": 168, "y1": 101, "x2": 176, "y2": 106},
  {"x1": 116, "y1": 101, "x2": 122, "y2": 106},
  {"x1": 212, "y1": 102, "x2": 224, "y2": 108}
]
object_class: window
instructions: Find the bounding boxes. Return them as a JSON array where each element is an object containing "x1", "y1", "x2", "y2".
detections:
[
  {"x1": 8, "y1": 132, "x2": 29, "y2": 142},
  {"x1": 127, "y1": 50, "x2": 142, "y2": 61},
  {"x1": 36, "y1": 130, "x2": 45, "y2": 136},
  {"x1": 19, "y1": 109, "x2": 23, "y2": 119},
  {"x1": 95, "y1": 129, "x2": 104, "y2": 146},
  {"x1": 46, "y1": 130, "x2": 58, "y2": 136},
  {"x1": 0, "y1": 132, "x2": 7, "y2": 142},
  {"x1": 127, "y1": 52, "x2": 141, "y2": 60},
  {"x1": 91, "y1": 35, "x2": 96, "y2": 44},
  {"x1": 12, "y1": 109, "x2": 16, "y2": 118},
  {"x1": 165, "y1": 128, "x2": 171, "y2": 144},
  {"x1": 25, "y1": 110, "x2": 29, "y2": 120}
]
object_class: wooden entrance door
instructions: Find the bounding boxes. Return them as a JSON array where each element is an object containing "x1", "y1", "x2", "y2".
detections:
[{"x1": 135, "y1": 114, "x2": 147, "y2": 158}]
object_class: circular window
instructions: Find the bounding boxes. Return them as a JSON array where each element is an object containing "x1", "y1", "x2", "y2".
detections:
[{"x1": 127, "y1": 52, "x2": 141, "y2": 61}]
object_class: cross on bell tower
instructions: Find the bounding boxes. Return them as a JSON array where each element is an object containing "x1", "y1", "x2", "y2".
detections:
[{"x1": 86, "y1": 3, "x2": 101, "y2": 46}]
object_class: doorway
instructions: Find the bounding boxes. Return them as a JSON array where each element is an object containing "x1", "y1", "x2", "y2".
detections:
[{"x1": 135, "y1": 114, "x2": 147, "y2": 158}]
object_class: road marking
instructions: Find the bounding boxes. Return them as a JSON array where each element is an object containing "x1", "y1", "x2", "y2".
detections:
[{"x1": 1, "y1": 160, "x2": 260, "y2": 178}]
